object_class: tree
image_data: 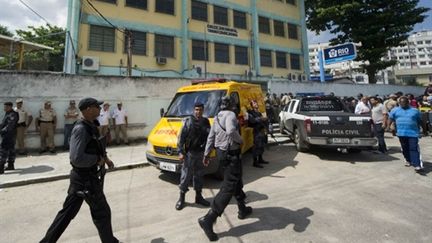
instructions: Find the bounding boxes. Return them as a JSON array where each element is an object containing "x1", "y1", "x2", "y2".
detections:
[
  {"x1": 15, "y1": 24, "x2": 65, "y2": 71},
  {"x1": 0, "y1": 25, "x2": 14, "y2": 37},
  {"x1": 306, "y1": 0, "x2": 429, "y2": 83}
]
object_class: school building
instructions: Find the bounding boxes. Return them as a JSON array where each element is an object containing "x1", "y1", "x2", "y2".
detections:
[{"x1": 64, "y1": 0, "x2": 310, "y2": 81}]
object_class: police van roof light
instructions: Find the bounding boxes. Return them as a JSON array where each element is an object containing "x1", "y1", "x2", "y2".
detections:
[{"x1": 191, "y1": 78, "x2": 227, "y2": 85}]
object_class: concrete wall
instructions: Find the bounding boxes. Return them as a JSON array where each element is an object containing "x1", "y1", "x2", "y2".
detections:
[
  {"x1": 269, "y1": 81, "x2": 426, "y2": 97},
  {"x1": 0, "y1": 71, "x2": 189, "y2": 149}
]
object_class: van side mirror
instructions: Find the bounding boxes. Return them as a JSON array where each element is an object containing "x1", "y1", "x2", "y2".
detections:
[{"x1": 160, "y1": 108, "x2": 165, "y2": 117}]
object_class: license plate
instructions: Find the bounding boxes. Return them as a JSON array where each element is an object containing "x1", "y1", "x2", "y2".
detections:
[
  {"x1": 332, "y1": 138, "x2": 350, "y2": 144},
  {"x1": 159, "y1": 162, "x2": 176, "y2": 172}
]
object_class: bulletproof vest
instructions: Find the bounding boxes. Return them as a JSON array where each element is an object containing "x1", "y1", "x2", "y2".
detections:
[
  {"x1": 186, "y1": 117, "x2": 209, "y2": 151},
  {"x1": 75, "y1": 120, "x2": 104, "y2": 156},
  {"x1": 248, "y1": 110, "x2": 266, "y2": 131}
]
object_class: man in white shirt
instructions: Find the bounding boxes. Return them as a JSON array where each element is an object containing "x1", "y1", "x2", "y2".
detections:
[
  {"x1": 370, "y1": 97, "x2": 388, "y2": 153},
  {"x1": 355, "y1": 96, "x2": 371, "y2": 115},
  {"x1": 98, "y1": 102, "x2": 111, "y2": 137},
  {"x1": 112, "y1": 102, "x2": 128, "y2": 145},
  {"x1": 14, "y1": 98, "x2": 33, "y2": 155}
]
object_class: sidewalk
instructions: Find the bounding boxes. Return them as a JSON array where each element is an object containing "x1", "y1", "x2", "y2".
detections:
[
  {"x1": 0, "y1": 134, "x2": 289, "y2": 189},
  {"x1": 0, "y1": 142, "x2": 149, "y2": 188}
]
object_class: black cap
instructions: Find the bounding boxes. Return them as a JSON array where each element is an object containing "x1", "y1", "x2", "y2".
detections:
[
  {"x1": 78, "y1": 97, "x2": 103, "y2": 111},
  {"x1": 194, "y1": 101, "x2": 204, "y2": 108},
  {"x1": 4, "y1": 102, "x2": 13, "y2": 106}
]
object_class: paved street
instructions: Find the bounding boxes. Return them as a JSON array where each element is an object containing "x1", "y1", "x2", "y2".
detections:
[{"x1": 0, "y1": 136, "x2": 431, "y2": 243}]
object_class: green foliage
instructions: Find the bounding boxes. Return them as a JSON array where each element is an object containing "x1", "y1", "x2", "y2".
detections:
[
  {"x1": 0, "y1": 25, "x2": 14, "y2": 37},
  {"x1": 15, "y1": 24, "x2": 65, "y2": 71},
  {"x1": 305, "y1": 0, "x2": 429, "y2": 83}
]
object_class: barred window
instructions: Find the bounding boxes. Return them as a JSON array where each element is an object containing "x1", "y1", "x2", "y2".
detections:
[
  {"x1": 125, "y1": 0, "x2": 147, "y2": 9},
  {"x1": 192, "y1": 40, "x2": 208, "y2": 61},
  {"x1": 214, "y1": 43, "x2": 230, "y2": 63},
  {"x1": 89, "y1": 25, "x2": 115, "y2": 52},
  {"x1": 288, "y1": 23, "x2": 298, "y2": 39},
  {"x1": 260, "y1": 49, "x2": 272, "y2": 67},
  {"x1": 290, "y1": 53, "x2": 301, "y2": 70},
  {"x1": 235, "y1": 46, "x2": 248, "y2": 65},
  {"x1": 155, "y1": 34, "x2": 174, "y2": 57},
  {"x1": 274, "y1": 20, "x2": 285, "y2": 37},
  {"x1": 124, "y1": 30, "x2": 146, "y2": 55},
  {"x1": 214, "y1": 6, "x2": 228, "y2": 26},
  {"x1": 286, "y1": 0, "x2": 296, "y2": 5},
  {"x1": 259, "y1": 16, "x2": 270, "y2": 34},
  {"x1": 155, "y1": 0, "x2": 174, "y2": 15},
  {"x1": 191, "y1": 0, "x2": 207, "y2": 21},
  {"x1": 276, "y1": 51, "x2": 287, "y2": 68},
  {"x1": 233, "y1": 10, "x2": 247, "y2": 29}
]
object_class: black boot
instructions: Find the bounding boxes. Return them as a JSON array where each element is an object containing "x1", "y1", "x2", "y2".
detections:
[
  {"x1": 259, "y1": 155, "x2": 269, "y2": 164},
  {"x1": 237, "y1": 201, "x2": 253, "y2": 220},
  {"x1": 5, "y1": 163, "x2": 15, "y2": 171},
  {"x1": 195, "y1": 190, "x2": 210, "y2": 207},
  {"x1": 0, "y1": 163, "x2": 4, "y2": 174},
  {"x1": 175, "y1": 192, "x2": 186, "y2": 210},
  {"x1": 198, "y1": 209, "x2": 218, "y2": 241},
  {"x1": 253, "y1": 156, "x2": 263, "y2": 168}
]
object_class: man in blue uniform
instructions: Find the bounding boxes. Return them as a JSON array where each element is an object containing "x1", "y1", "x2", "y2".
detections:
[
  {"x1": 248, "y1": 100, "x2": 269, "y2": 168},
  {"x1": 40, "y1": 97, "x2": 119, "y2": 243},
  {"x1": 0, "y1": 102, "x2": 18, "y2": 174},
  {"x1": 175, "y1": 102, "x2": 211, "y2": 210}
]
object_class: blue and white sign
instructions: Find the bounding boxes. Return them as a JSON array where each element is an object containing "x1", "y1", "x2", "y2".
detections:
[{"x1": 323, "y1": 43, "x2": 357, "y2": 65}]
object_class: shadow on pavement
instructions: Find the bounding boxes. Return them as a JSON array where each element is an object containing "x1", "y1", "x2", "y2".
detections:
[
  {"x1": 418, "y1": 161, "x2": 432, "y2": 176},
  {"x1": 310, "y1": 148, "x2": 399, "y2": 164},
  {"x1": 218, "y1": 207, "x2": 314, "y2": 239},
  {"x1": 5, "y1": 165, "x2": 54, "y2": 175},
  {"x1": 150, "y1": 237, "x2": 168, "y2": 243}
]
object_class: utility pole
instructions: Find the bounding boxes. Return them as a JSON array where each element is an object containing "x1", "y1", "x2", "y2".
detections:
[
  {"x1": 204, "y1": 25, "x2": 207, "y2": 79},
  {"x1": 126, "y1": 30, "x2": 132, "y2": 77}
]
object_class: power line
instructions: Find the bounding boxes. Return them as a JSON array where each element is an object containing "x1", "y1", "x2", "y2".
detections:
[
  {"x1": 18, "y1": 0, "x2": 51, "y2": 25},
  {"x1": 84, "y1": 0, "x2": 126, "y2": 34}
]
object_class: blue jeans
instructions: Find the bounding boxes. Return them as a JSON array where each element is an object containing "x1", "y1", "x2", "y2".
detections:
[
  {"x1": 374, "y1": 124, "x2": 387, "y2": 152},
  {"x1": 63, "y1": 124, "x2": 74, "y2": 149},
  {"x1": 398, "y1": 137, "x2": 422, "y2": 168}
]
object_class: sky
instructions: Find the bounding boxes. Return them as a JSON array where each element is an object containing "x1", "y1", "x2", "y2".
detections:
[{"x1": 0, "y1": 0, "x2": 430, "y2": 43}]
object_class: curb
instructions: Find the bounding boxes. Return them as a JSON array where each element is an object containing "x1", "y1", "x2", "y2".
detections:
[{"x1": 0, "y1": 162, "x2": 150, "y2": 189}]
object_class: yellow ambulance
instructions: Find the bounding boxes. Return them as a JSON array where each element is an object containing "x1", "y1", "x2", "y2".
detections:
[{"x1": 146, "y1": 78, "x2": 265, "y2": 178}]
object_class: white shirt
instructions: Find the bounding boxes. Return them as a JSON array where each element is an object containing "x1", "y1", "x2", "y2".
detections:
[
  {"x1": 112, "y1": 108, "x2": 127, "y2": 125},
  {"x1": 98, "y1": 109, "x2": 111, "y2": 126},
  {"x1": 371, "y1": 103, "x2": 385, "y2": 124},
  {"x1": 355, "y1": 102, "x2": 371, "y2": 115},
  {"x1": 14, "y1": 106, "x2": 32, "y2": 124}
]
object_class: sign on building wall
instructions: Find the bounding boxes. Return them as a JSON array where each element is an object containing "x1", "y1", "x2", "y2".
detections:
[
  {"x1": 207, "y1": 24, "x2": 238, "y2": 37},
  {"x1": 323, "y1": 43, "x2": 357, "y2": 65}
]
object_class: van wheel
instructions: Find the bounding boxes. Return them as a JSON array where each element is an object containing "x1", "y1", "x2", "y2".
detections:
[{"x1": 294, "y1": 128, "x2": 309, "y2": 152}]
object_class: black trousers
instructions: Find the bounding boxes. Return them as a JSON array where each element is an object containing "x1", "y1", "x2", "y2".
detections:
[
  {"x1": 211, "y1": 149, "x2": 245, "y2": 216},
  {"x1": 40, "y1": 168, "x2": 118, "y2": 243},
  {"x1": 0, "y1": 136, "x2": 16, "y2": 165}
]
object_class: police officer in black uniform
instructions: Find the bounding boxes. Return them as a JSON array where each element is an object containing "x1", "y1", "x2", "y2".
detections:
[
  {"x1": 176, "y1": 102, "x2": 211, "y2": 210},
  {"x1": 0, "y1": 102, "x2": 18, "y2": 174},
  {"x1": 40, "y1": 98, "x2": 119, "y2": 243},
  {"x1": 248, "y1": 100, "x2": 269, "y2": 168},
  {"x1": 198, "y1": 96, "x2": 252, "y2": 241}
]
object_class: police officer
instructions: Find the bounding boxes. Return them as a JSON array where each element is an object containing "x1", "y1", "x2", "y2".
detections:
[
  {"x1": 248, "y1": 100, "x2": 269, "y2": 168},
  {"x1": 0, "y1": 102, "x2": 18, "y2": 174},
  {"x1": 40, "y1": 98, "x2": 119, "y2": 243},
  {"x1": 198, "y1": 96, "x2": 252, "y2": 241},
  {"x1": 36, "y1": 101, "x2": 57, "y2": 153},
  {"x1": 175, "y1": 102, "x2": 211, "y2": 210}
]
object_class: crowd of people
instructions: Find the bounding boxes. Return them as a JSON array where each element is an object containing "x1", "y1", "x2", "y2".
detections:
[{"x1": 0, "y1": 99, "x2": 129, "y2": 174}]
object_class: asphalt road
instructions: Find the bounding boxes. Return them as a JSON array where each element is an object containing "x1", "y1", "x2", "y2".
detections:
[{"x1": 0, "y1": 136, "x2": 431, "y2": 243}]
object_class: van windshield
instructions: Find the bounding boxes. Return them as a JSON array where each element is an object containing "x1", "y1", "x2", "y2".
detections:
[{"x1": 165, "y1": 90, "x2": 227, "y2": 118}]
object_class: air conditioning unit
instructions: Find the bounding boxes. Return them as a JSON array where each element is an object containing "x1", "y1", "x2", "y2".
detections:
[
  {"x1": 287, "y1": 73, "x2": 292, "y2": 80},
  {"x1": 291, "y1": 73, "x2": 297, "y2": 81},
  {"x1": 82, "y1": 56, "x2": 99, "y2": 71},
  {"x1": 156, "y1": 56, "x2": 167, "y2": 65}
]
